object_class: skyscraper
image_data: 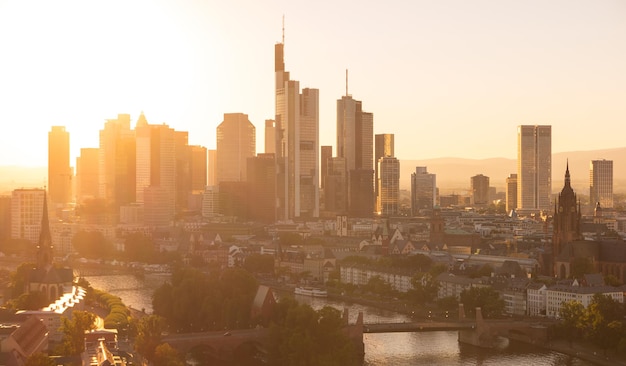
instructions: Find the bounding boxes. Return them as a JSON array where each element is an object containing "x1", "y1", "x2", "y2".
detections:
[
  {"x1": 377, "y1": 157, "x2": 400, "y2": 216},
  {"x1": 517, "y1": 125, "x2": 551, "y2": 213},
  {"x1": 265, "y1": 119, "x2": 276, "y2": 154},
  {"x1": 471, "y1": 174, "x2": 490, "y2": 205},
  {"x1": 590, "y1": 159, "x2": 613, "y2": 209},
  {"x1": 374, "y1": 134, "x2": 394, "y2": 200},
  {"x1": 207, "y1": 149, "x2": 217, "y2": 187},
  {"x1": 411, "y1": 166, "x2": 436, "y2": 215},
  {"x1": 76, "y1": 148, "x2": 99, "y2": 204},
  {"x1": 98, "y1": 114, "x2": 136, "y2": 214},
  {"x1": 190, "y1": 145, "x2": 208, "y2": 193},
  {"x1": 216, "y1": 113, "x2": 256, "y2": 184},
  {"x1": 274, "y1": 32, "x2": 319, "y2": 220},
  {"x1": 505, "y1": 173, "x2": 518, "y2": 214},
  {"x1": 337, "y1": 95, "x2": 374, "y2": 218},
  {"x1": 48, "y1": 126, "x2": 71, "y2": 208},
  {"x1": 247, "y1": 153, "x2": 276, "y2": 223},
  {"x1": 11, "y1": 188, "x2": 46, "y2": 243}
]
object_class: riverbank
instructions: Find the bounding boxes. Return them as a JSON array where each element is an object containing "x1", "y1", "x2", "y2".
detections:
[{"x1": 543, "y1": 339, "x2": 626, "y2": 366}]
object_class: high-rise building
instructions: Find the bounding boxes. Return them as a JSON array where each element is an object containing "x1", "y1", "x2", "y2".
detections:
[
  {"x1": 411, "y1": 167, "x2": 436, "y2": 215},
  {"x1": 48, "y1": 126, "x2": 71, "y2": 208},
  {"x1": 76, "y1": 148, "x2": 99, "y2": 204},
  {"x1": 324, "y1": 157, "x2": 347, "y2": 214},
  {"x1": 208, "y1": 149, "x2": 217, "y2": 187},
  {"x1": 98, "y1": 114, "x2": 136, "y2": 212},
  {"x1": 320, "y1": 146, "x2": 332, "y2": 190},
  {"x1": 337, "y1": 95, "x2": 374, "y2": 218},
  {"x1": 590, "y1": 159, "x2": 613, "y2": 209},
  {"x1": 274, "y1": 34, "x2": 320, "y2": 220},
  {"x1": 11, "y1": 188, "x2": 46, "y2": 243},
  {"x1": 471, "y1": 174, "x2": 490, "y2": 205},
  {"x1": 135, "y1": 118, "x2": 176, "y2": 223},
  {"x1": 377, "y1": 157, "x2": 400, "y2": 216},
  {"x1": 375, "y1": 134, "x2": 394, "y2": 200},
  {"x1": 190, "y1": 146, "x2": 208, "y2": 193},
  {"x1": 505, "y1": 173, "x2": 518, "y2": 214},
  {"x1": 247, "y1": 153, "x2": 276, "y2": 223},
  {"x1": 517, "y1": 125, "x2": 551, "y2": 213},
  {"x1": 216, "y1": 113, "x2": 256, "y2": 184},
  {"x1": 0, "y1": 196, "x2": 11, "y2": 242},
  {"x1": 265, "y1": 120, "x2": 276, "y2": 154}
]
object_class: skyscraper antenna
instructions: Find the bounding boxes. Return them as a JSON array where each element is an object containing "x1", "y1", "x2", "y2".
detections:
[
  {"x1": 346, "y1": 69, "x2": 349, "y2": 96},
  {"x1": 282, "y1": 15, "x2": 285, "y2": 44}
]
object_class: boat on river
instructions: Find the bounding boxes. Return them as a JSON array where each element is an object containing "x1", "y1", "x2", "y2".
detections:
[{"x1": 294, "y1": 286, "x2": 328, "y2": 297}]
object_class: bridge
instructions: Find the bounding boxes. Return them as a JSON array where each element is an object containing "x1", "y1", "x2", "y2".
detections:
[
  {"x1": 363, "y1": 321, "x2": 475, "y2": 333},
  {"x1": 163, "y1": 305, "x2": 551, "y2": 362}
]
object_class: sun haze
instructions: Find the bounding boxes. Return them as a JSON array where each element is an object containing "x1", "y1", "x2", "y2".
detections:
[{"x1": 0, "y1": 0, "x2": 625, "y2": 167}]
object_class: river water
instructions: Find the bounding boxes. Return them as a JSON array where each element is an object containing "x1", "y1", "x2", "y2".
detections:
[{"x1": 85, "y1": 274, "x2": 593, "y2": 366}]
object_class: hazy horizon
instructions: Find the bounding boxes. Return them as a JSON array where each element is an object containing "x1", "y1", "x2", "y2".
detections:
[{"x1": 1, "y1": 0, "x2": 625, "y2": 167}]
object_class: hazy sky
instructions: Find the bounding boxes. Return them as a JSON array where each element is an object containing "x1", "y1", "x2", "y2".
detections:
[{"x1": 0, "y1": 0, "x2": 624, "y2": 167}]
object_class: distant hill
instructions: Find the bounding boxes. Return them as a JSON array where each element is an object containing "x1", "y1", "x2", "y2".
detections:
[
  {"x1": 1, "y1": 146, "x2": 624, "y2": 196},
  {"x1": 400, "y1": 147, "x2": 626, "y2": 194}
]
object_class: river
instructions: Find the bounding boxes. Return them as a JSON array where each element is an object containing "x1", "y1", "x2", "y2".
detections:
[{"x1": 85, "y1": 274, "x2": 593, "y2": 366}]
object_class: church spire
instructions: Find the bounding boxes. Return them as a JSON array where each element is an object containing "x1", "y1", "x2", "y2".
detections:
[
  {"x1": 564, "y1": 159, "x2": 571, "y2": 187},
  {"x1": 37, "y1": 191, "x2": 53, "y2": 270}
]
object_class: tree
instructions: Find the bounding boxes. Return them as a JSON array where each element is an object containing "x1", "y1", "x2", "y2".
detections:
[
  {"x1": 244, "y1": 253, "x2": 275, "y2": 274},
  {"x1": 584, "y1": 294, "x2": 625, "y2": 353},
  {"x1": 135, "y1": 315, "x2": 166, "y2": 362},
  {"x1": 57, "y1": 311, "x2": 97, "y2": 355},
  {"x1": 124, "y1": 233, "x2": 157, "y2": 263},
  {"x1": 153, "y1": 343, "x2": 184, "y2": 366},
  {"x1": 25, "y1": 353, "x2": 55, "y2": 366},
  {"x1": 459, "y1": 287, "x2": 504, "y2": 319},
  {"x1": 72, "y1": 231, "x2": 114, "y2": 259},
  {"x1": 558, "y1": 300, "x2": 585, "y2": 345}
]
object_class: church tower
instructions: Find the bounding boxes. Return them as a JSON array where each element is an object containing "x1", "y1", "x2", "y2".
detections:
[
  {"x1": 552, "y1": 162, "x2": 581, "y2": 276},
  {"x1": 37, "y1": 192, "x2": 54, "y2": 271}
]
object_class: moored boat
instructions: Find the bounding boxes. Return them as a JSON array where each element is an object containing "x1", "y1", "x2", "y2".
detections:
[{"x1": 294, "y1": 286, "x2": 328, "y2": 297}]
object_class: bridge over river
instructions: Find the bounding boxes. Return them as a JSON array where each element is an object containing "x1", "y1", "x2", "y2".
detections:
[{"x1": 363, "y1": 320, "x2": 476, "y2": 333}]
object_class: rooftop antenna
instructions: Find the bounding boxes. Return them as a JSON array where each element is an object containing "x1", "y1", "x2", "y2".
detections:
[
  {"x1": 282, "y1": 15, "x2": 285, "y2": 44},
  {"x1": 346, "y1": 69, "x2": 349, "y2": 97}
]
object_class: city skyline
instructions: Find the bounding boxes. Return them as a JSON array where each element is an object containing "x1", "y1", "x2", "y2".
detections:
[{"x1": 1, "y1": 0, "x2": 625, "y2": 167}]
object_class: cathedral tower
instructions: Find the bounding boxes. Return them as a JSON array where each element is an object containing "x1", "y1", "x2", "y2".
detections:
[{"x1": 552, "y1": 162, "x2": 581, "y2": 276}]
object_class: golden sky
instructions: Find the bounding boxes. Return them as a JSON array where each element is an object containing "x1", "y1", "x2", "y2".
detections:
[{"x1": 0, "y1": 0, "x2": 625, "y2": 166}]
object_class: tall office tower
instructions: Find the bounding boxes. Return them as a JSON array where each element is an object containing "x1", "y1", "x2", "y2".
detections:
[
  {"x1": 10, "y1": 188, "x2": 46, "y2": 242},
  {"x1": 76, "y1": 148, "x2": 99, "y2": 204},
  {"x1": 135, "y1": 118, "x2": 176, "y2": 223},
  {"x1": 216, "y1": 113, "x2": 256, "y2": 184},
  {"x1": 265, "y1": 120, "x2": 276, "y2": 154},
  {"x1": 337, "y1": 94, "x2": 374, "y2": 218},
  {"x1": 324, "y1": 157, "x2": 347, "y2": 213},
  {"x1": 274, "y1": 34, "x2": 320, "y2": 220},
  {"x1": 175, "y1": 131, "x2": 191, "y2": 212},
  {"x1": 98, "y1": 114, "x2": 136, "y2": 212},
  {"x1": 320, "y1": 146, "x2": 332, "y2": 191},
  {"x1": 190, "y1": 146, "x2": 208, "y2": 193},
  {"x1": 517, "y1": 125, "x2": 551, "y2": 213},
  {"x1": 374, "y1": 134, "x2": 394, "y2": 200},
  {"x1": 410, "y1": 166, "x2": 436, "y2": 215},
  {"x1": 48, "y1": 126, "x2": 71, "y2": 209},
  {"x1": 377, "y1": 157, "x2": 400, "y2": 216},
  {"x1": 208, "y1": 149, "x2": 217, "y2": 186},
  {"x1": 247, "y1": 153, "x2": 277, "y2": 223},
  {"x1": 590, "y1": 159, "x2": 613, "y2": 208},
  {"x1": 202, "y1": 186, "x2": 220, "y2": 218},
  {"x1": 471, "y1": 174, "x2": 490, "y2": 205},
  {"x1": 505, "y1": 173, "x2": 518, "y2": 213}
]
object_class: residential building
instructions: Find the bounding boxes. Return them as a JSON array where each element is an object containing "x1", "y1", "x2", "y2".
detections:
[
  {"x1": 517, "y1": 125, "x2": 551, "y2": 213},
  {"x1": 545, "y1": 282, "x2": 623, "y2": 318},
  {"x1": 590, "y1": 159, "x2": 613, "y2": 209},
  {"x1": 526, "y1": 282, "x2": 547, "y2": 317},
  {"x1": 411, "y1": 167, "x2": 436, "y2": 214},
  {"x1": 10, "y1": 188, "x2": 46, "y2": 242}
]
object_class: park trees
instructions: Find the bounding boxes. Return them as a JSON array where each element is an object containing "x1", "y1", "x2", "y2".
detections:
[
  {"x1": 56, "y1": 311, "x2": 97, "y2": 355},
  {"x1": 459, "y1": 286, "x2": 505, "y2": 319}
]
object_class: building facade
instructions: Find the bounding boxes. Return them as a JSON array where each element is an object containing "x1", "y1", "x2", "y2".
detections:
[
  {"x1": 471, "y1": 174, "x2": 490, "y2": 205},
  {"x1": 590, "y1": 159, "x2": 613, "y2": 209},
  {"x1": 377, "y1": 157, "x2": 400, "y2": 216},
  {"x1": 11, "y1": 188, "x2": 46, "y2": 242},
  {"x1": 517, "y1": 125, "x2": 551, "y2": 213},
  {"x1": 505, "y1": 173, "x2": 517, "y2": 214},
  {"x1": 48, "y1": 126, "x2": 71, "y2": 209},
  {"x1": 411, "y1": 167, "x2": 436, "y2": 215},
  {"x1": 216, "y1": 113, "x2": 256, "y2": 184}
]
